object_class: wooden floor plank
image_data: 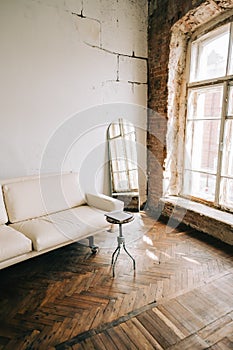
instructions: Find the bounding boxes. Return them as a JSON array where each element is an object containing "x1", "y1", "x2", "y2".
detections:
[
  {"x1": 156, "y1": 304, "x2": 193, "y2": 337},
  {"x1": 114, "y1": 324, "x2": 139, "y2": 350},
  {"x1": 98, "y1": 332, "x2": 118, "y2": 350},
  {"x1": 119, "y1": 319, "x2": 155, "y2": 350},
  {"x1": 199, "y1": 317, "x2": 233, "y2": 347},
  {"x1": 151, "y1": 307, "x2": 186, "y2": 340},
  {"x1": 105, "y1": 327, "x2": 130, "y2": 350},
  {"x1": 137, "y1": 311, "x2": 172, "y2": 348},
  {"x1": 158, "y1": 299, "x2": 204, "y2": 334},
  {"x1": 168, "y1": 334, "x2": 209, "y2": 349},
  {"x1": 89, "y1": 333, "x2": 109, "y2": 350},
  {"x1": 130, "y1": 318, "x2": 164, "y2": 350}
]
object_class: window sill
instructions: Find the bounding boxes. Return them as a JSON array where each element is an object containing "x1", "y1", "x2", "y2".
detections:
[{"x1": 159, "y1": 196, "x2": 233, "y2": 246}]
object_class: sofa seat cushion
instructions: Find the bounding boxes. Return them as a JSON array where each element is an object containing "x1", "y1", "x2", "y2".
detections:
[
  {"x1": 10, "y1": 205, "x2": 109, "y2": 252},
  {"x1": 0, "y1": 225, "x2": 32, "y2": 262}
]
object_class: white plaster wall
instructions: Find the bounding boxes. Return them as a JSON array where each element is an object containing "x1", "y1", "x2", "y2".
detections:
[{"x1": 0, "y1": 0, "x2": 148, "y2": 199}]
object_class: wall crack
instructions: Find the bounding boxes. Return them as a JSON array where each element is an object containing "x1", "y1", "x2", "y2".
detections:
[
  {"x1": 71, "y1": 11, "x2": 85, "y2": 18},
  {"x1": 128, "y1": 81, "x2": 148, "y2": 85},
  {"x1": 85, "y1": 42, "x2": 148, "y2": 61}
]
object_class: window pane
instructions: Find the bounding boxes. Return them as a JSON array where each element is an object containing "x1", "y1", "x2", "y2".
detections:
[
  {"x1": 190, "y1": 24, "x2": 230, "y2": 82},
  {"x1": 110, "y1": 138, "x2": 125, "y2": 160},
  {"x1": 111, "y1": 159, "x2": 126, "y2": 172},
  {"x1": 187, "y1": 86, "x2": 223, "y2": 120},
  {"x1": 183, "y1": 170, "x2": 216, "y2": 202},
  {"x1": 190, "y1": 43, "x2": 198, "y2": 82},
  {"x1": 113, "y1": 172, "x2": 129, "y2": 192},
  {"x1": 108, "y1": 122, "x2": 120, "y2": 139},
  {"x1": 125, "y1": 140, "x2": 137, "y2": 164},
  {"x1": 127, "y1": 160, "x2": 137, "y2": 171},
  {"x1": 219, "y1": 177, "x2": 233, "y2": 209},
  {"x1": 185, "y1": 119, "x2": 220, "y2": 173},
  {"x1": 125, "y1": 132, "x2": 136, "y2": 141},
  {"x1": 129, "y1": 170, "x2": 138, "y2": 189},
  {"x1": 228, "y1": 86, "x2": 233, "y2": 116},
  {"x1": 123, "y1": 121, "x2": 135, "y2": 135},
  {"x1": 221, "y1": 119, "x2": 233, "y2": 177}
]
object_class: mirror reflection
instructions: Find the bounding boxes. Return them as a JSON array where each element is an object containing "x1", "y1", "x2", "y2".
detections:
[{"x1": 107, "y1": 118, "x2": 140, "y2": 211}]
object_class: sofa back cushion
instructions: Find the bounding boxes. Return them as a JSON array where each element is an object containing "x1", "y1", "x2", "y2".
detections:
[
  {"x1": 0, "y1": 187, "x2": 8, "y2": 224},
  {"x1": 2, "y1": 173, "x2": 86, "y2": 223}
]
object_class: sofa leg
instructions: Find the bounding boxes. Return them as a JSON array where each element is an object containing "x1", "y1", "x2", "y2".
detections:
[{"x1": 88, "y1": 236, "x2": 99, "y2": 254}]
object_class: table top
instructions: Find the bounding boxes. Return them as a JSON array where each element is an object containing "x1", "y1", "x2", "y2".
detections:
[{"x1": 105, "y1": 210, "x2": 134, "y2": 224}]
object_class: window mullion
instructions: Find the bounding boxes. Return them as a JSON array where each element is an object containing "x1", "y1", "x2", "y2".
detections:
[{"x1": 215, "y1": 82, "x2": 228, "y2": 206}]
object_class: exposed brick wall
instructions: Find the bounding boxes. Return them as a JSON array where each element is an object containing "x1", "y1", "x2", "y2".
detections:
[{"x1": 147, "y1": 0, "x2": 201, "y2": 209}]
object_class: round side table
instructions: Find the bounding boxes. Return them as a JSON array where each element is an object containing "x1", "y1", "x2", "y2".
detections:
[{"x1": 105, "y1": 211, "x2": 136, "y2": 277}]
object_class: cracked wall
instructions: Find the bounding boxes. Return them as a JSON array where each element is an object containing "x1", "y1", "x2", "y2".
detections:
[{"x1": 0, "y1": 0, "x2": 148, "y2": 200}]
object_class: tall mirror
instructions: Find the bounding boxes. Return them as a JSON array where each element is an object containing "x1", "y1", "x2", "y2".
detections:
[{"x1": 107, "y1": 118, "x2": 140, "y2": 211}]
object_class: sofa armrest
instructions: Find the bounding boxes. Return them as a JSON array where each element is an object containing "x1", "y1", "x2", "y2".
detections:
[{"x1": 86, "y1": 193, "x2": 124, "y2": 212}]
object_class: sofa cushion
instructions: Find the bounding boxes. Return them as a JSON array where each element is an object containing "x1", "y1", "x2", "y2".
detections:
[
  {"x1": 0, "y1": 187, "x2": 8, "y2": 225},
  {"x1": 11, "y1": 205, "x2": 109, "y2": 251},
  {"x1": 3, "y1": 173, "x2": 86, "y2": 223},
  {"x1": 0, "y1": 225, "x2": 32, "y2": 262}
]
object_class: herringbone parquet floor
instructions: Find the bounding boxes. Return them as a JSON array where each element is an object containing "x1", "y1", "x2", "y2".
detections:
[{"x1": 0, "y1": 211, "x2": 232, "y2": 349}]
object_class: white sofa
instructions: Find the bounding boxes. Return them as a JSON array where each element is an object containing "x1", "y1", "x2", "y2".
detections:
[{"x1": 0, "y1": 172, "x2": 124, "y2": 270}]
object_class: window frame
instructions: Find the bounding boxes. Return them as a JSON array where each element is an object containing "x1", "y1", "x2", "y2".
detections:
[{"x1": 182, "y1": 20, "x2": 233, "y2": 212}]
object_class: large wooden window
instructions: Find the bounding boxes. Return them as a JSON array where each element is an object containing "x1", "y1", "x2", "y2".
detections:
[{"x1": 183, "y1": 22, "x2": 233, "y2": 211}]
